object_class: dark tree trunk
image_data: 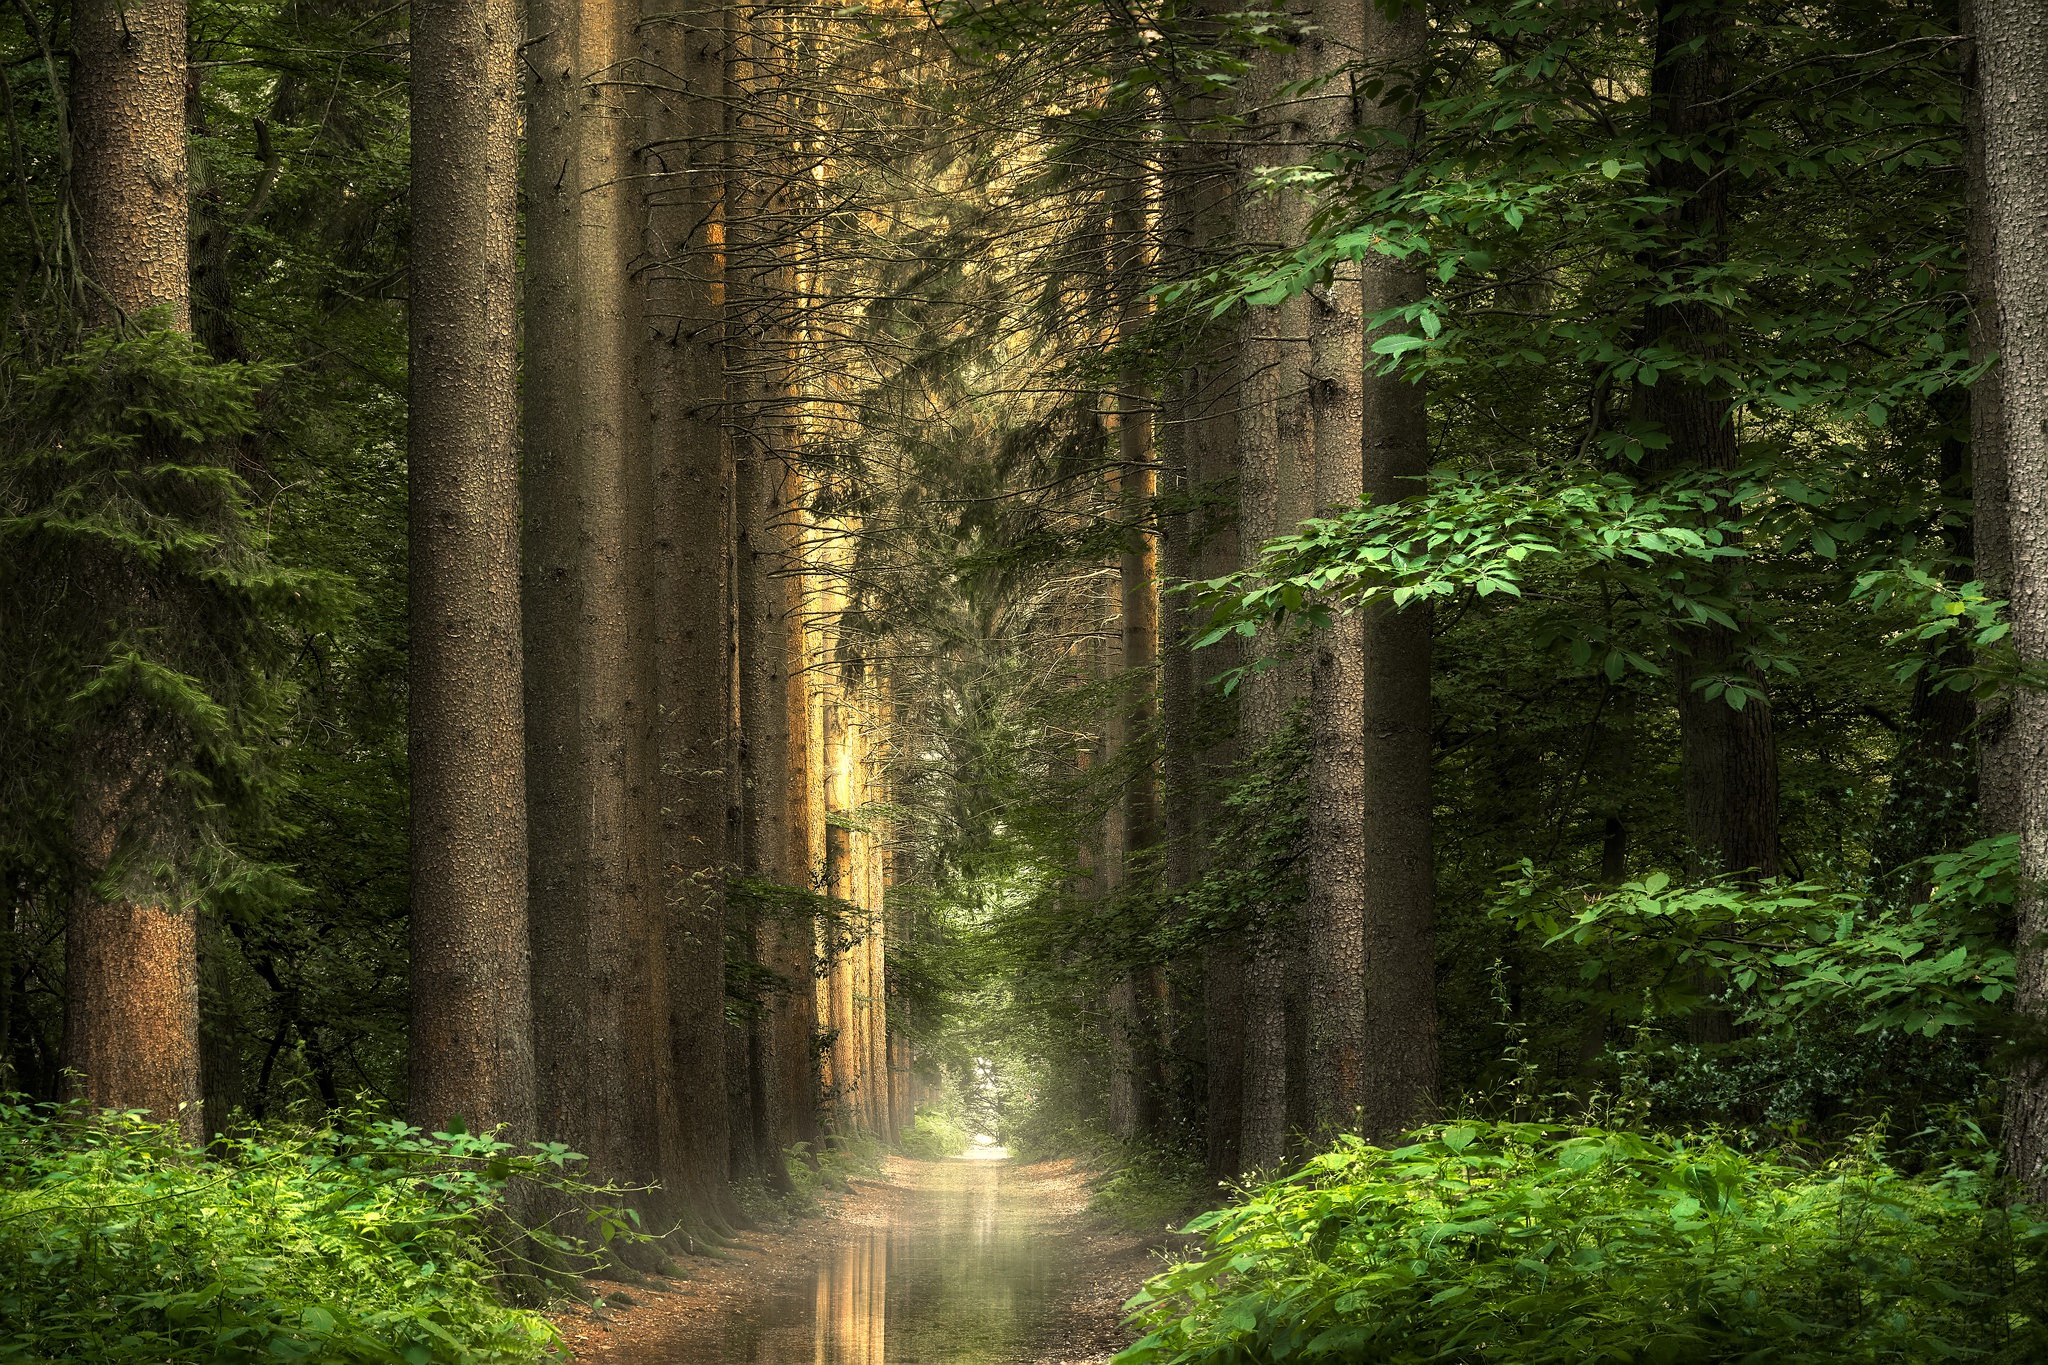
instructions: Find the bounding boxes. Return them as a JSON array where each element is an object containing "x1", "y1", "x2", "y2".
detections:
[
  {"x1": 1641, "y1": 0, "x2": 1783, "y2": 891},
  {"x1": 1354, "y1": 1, "x2": 1439, "y2": 1140},
  {"x1": 640, "y1": 0, "x2": 740, "y2": 1235},
  {"x1": 405, "y1": 0, "x2": 535, "y2": 1143}
]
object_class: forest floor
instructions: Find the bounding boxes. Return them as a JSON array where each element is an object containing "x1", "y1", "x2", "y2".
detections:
[{"x1": 550, "y1": 1153, "x2": 1189, "y2": 1365}]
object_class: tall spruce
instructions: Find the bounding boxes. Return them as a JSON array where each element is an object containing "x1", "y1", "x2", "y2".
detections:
[
  {"x1": 406, "y1": 0, "x2": 535, "y2": 1139},
  {"x1": 1972, "y1": 0, "x2": 2048, "y2": 1202}
]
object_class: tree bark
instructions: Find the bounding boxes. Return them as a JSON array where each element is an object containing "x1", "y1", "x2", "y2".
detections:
[
  {"x1": 1301, "y1": 0, "x2": 1370, "y2": 1137},
  {"x1": 1234, "y1": 0, "x2": 1316, "y2": 1173},
  {"x1": 59, "y1": 0, "x2": 204, "y2": 1144},
  {"x1": 641, "y1": 0, "x2": 739, "y2": 1232},
  {"x1": 1354, "y1": 0, "x2": 1438, "y2": 1140},
  {"x1": 1964, "y1": 0, "x2": 2022, "y2": 841},
  {"x1": 406, "y1": 0, "x2": 535, "y2": 1143},
  {"x1": 523, "y1": 0, "x2": 677, "y2": 1245},
  {"x1": 71, "y1": 0, "x2": 188, "y2": 327},
  {"x1": 1972, "y1": 0, "x2": 2048, "y2": 1204}
]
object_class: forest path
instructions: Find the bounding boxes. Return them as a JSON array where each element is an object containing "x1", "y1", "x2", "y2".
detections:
[{"x1": 557, "y1": 1154, "x2": 1171, "y2": 1365}]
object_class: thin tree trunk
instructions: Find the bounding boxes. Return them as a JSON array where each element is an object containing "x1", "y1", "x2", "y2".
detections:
[
  {"x1": 1354, "y1": 0, "x2": 1438, "y2": 1140},
  {"x1": 1972, "y1": 0, "x2": 2048, "y2": 1204},
  {"x1": 406, "y1": 0, "x2": 535, "y2": 1143}
]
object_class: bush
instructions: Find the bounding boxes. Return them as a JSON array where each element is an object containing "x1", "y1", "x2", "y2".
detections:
[
  {"x1": 896, "y1": 1107, "x2": 971, "y2": 1161},
  {"x1": 0, "y1": 1099, "x2": 573, "y2": 1364},
  {"x1": 1120, "y1": 1121, "x2": 2048, "y2": 1365}
]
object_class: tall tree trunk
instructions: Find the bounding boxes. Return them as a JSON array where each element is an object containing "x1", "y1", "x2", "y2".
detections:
[
  {"x1": 1964, "y1": 1, "x2": 2021, "y2": 840},
  {"x1": 641, "y1": 0, "x2": 739, "y2": 1233},
  {"x1": 61, "y1": 0, "x2": 203, "y2": 1144},
  {"x1": 1642, "y1": 0, "x2": 1782, "y2": 894},
  {"x1": 1301, "y1": 0, "x2": 1370, "y2": 1137},
  {"x1": 1108, "y1": 165, "x2": 1168, "y2": 1141},
  {"x1": 405, "y1": 0, "x2": 535, "y2": 1143},
  {"x1": 524, "y1": 0, "x2": 676, "y2": 1239},
  {"x1": 1972, "y1": 0, "x2": 2048, "y2": 1204},
  {"x1": 1354, "y1": 0, "x2": 1438, "y2": 1139},
  {"x1": 1234, "y1": 0, "x2": 1315, "y2": 1172},
  {"x1": 1160, "y1": 53, "x2": 1242, "y2": 1162}
]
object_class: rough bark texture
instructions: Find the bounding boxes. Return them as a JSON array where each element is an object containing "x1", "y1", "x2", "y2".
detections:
[
  {"x1": 59, "y1": 0, "x2": 205, "y2": 1142},
  {"x1": 1234, "y1": 3, "x2": 1316, "y2": 1172},
  {"x1": 523, "y1": 0, "x2": 676, "y2": 1237},
  {"x1": 71, "y1": 0, "x2": 188, "y2": 326},
  {"x1": 1301, "y1": 0, "x2": 1370, "y2": 1137},
  {"x1": 1974, "y1": 0, "x2": 2048, "y2": 1203},
  {"x1": 1354, "y1": 0, "x2": 1438, "y2": 1140},
  {"x1": 1964, "y1": 0, "x2": 2022, "y2": 841},
  {"x1": 406, "y1": 0, "x2": 535, "y2": 1141},
  {"x1": 641, "y1": 0, "x2": 738, "y2": 1231}
]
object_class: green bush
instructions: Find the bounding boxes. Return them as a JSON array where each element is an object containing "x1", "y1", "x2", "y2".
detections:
[
  {"x1": 1120, "y1": 1122, "x2": 2047, "y2": 1365},
  {"x1": 896, "y1": 1107, "x2": 971, "y2": 1161},
  {"x1": 0, "y1": 1099, "x2": 573, "y2": 1364}
]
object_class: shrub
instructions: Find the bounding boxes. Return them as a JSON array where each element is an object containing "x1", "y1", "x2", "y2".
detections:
[
  {"x1": 0, "y1": 1099, "x2": 574, "y2": 1364},
  {"x1": 1120, "y1": 1121, "x2": 2047, "y2": 1365},
  {"x1": 896, "y1": 1107, "x2": 971, "y2": 1161}
]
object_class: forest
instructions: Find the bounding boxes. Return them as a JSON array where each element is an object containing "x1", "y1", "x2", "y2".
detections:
[{"x1": 2, "y1": 0, "x2": 2047, "y2": 1360}]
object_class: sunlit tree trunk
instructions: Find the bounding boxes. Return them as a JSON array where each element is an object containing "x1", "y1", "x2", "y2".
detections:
[
  {"x1": 405, "y1": 0, "x2": 535, "y2": 1145},
  {"x1": 524, "y1": 0, "x2": 676, "y2": 1240},
  {"x1": 1972, "y1": 0, "x2": 2048, "y2": 1203}
]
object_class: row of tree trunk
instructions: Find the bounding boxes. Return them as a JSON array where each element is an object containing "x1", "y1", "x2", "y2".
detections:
[{"x1": 61, "y1": 0, "x2": 908, "y2": 1242}]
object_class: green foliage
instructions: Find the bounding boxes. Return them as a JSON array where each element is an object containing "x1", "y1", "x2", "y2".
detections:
[
  {"x1": 1122, "y1": 1123, "x2": 2048, "y2": 1365},
  {"x1": 897, "y1": 1107, "x2": 972, "y2": 1161},
  {"x1": 0, "y1": 1101, "x2": 588, "y2": 1365},
  {"x1": 1495, "y1": 837, "x2": 2019, "y2": 1040}
]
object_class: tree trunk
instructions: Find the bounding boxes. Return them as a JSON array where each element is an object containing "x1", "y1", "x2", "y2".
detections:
[
  {"x1": 71, "y1": 0, "x2": 188, "y2": 328},
  {"x1": 1964, "y1": 0, "x2": 2022, "y2": 840},
  {"x1": 1234, "y1": 1, "x2": 1315, "y2": 1172},
  {"x1": 1972, "y1": 0, "x2": 2048, "y2": 1204},
  {"x1": 1301, "y1": 0, "x2": 1370, "y2": 1137},
  {"x1": 1642, "y1": 0, "x2": 1783, "y2": 892},
  {"x1": 59, "y1": 0, "x2": 204, "y2": 1144},
  {"x1": 641, "y1": 0, "x2": 739, "y2": 1233},
  {"x1": 1354, "y1": 0, "x2": 1438, "y2": 1140},
  {"x1": 406, "y1": 0, "x2": 535, "y2": 1143},
  {"x1": 523, "y1": 0, "x2": 676, "y2": 1245}
]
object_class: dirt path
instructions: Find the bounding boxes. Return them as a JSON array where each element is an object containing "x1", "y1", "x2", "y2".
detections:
[{"x1": 551, "y1": 1155, "x2": 1184, "y2": 1365}]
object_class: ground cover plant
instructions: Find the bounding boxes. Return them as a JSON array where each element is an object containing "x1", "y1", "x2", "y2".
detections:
[
  {"x1": 1119, "y1": 1122, "x2": 2048, "y2": 1365},
  {"x1": 0, "y1": 1101, "x2": 594, "y2": 1365}
]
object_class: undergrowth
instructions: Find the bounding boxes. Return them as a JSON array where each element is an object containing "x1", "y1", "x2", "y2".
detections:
[
  {"x1": 0, "y1": 1098, "x2": 590, "y2": 1365},
  {"x1": 896, "y1": 1106, "x2": 972, "y2": 1161},
  {"x1": 1119, "y1": 1120, "x2": 2048, "y2": 1365},
  {"x1": 732, "y1": 1135, "x2": 885, "y2": 1223}
]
